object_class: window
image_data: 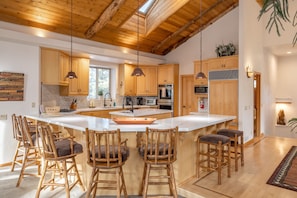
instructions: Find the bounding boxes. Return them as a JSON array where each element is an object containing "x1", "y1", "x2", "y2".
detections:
[
  {"x1": 139, "y1": 0, "x2": 156, "y2": 15},
  {"x1": 89, "y1": 67, "x2": 111, "y2": 99}
]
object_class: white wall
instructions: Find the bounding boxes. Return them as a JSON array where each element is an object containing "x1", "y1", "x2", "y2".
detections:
[
  {"x1": 165, "y1": 8, "x2": 239, "y2": 75},
  {"x1": 277, "y1": 56, "x2": 297, "y2": 119},
  {"x1": 0, "y1": 41, "x2": 40, "y2": 164}
]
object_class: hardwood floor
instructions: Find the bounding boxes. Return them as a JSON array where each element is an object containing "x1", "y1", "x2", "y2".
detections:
[{"x1": 178, "y1": 136, "x2": 297, "y2": 198}]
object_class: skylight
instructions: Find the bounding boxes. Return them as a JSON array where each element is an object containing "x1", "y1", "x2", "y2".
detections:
[{"x1": 139, "y1": 0, "x2": 155, "y2": 14}]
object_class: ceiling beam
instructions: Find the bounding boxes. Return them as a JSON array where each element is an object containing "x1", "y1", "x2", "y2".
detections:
[
  {"x1": 151, "y1": 0, "x2": 231, "y2": 53},
  {"x1": 85, "y1": 0, "x2": 126, "y2": 39},
  {"x1": 163, "y1": 3, "x2": 238, "y2": 54}
]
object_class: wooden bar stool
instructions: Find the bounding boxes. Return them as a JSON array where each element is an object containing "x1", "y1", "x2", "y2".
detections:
[
  {"x1": 15, "y1": 116, "x2": 41, "y2": 187},
  {"x1": 197, "y1": 134, "x2": 231, "y2": 185},
  {"x1": 11, "y1": 114, "x2": 25, "y2": 172},
  {"x1": 85, "y1": 128, "x2": 129, "y2": 198},
  {"x1": 36, "y1": 124, "x2": 85, "y2": 198},
  {"x1": 217, "y1": 129, "x2": 244, "y2": 171},
  {"x1": 139, "y1": 126, "x2": 178, "y2": 198}
]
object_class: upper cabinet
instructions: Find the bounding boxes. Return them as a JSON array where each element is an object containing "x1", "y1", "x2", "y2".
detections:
[
  {"x1": 118, "y1": 64, "x2": 136, "y2": 96},
  {"x1": 193, "y1": 60, "x2": 208, "y2": 85},
  {"x1": 60, "y1": 57, "x2": 90, "y2": 96},
  {"x1": 157, "y1": 64, "x2": 179, "y2": 85},
  {"x1": 136, "y1": 66, "x2": 158, "y2": 96},
  {"x1": 207, "y1": 55, "x2": 238, "y2": 71},
  {"x1": 41, "y1": 48, "x2": 69, "y2": 86}
]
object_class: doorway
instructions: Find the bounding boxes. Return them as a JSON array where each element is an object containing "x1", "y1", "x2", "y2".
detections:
[
  {"x1": 253, "y1": 73, "x2": 261, "y2": 138},
  {"x1": 180, "y1": 75, "x2": 194, "y2": 116}
]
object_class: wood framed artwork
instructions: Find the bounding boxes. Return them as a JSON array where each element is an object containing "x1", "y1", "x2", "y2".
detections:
[{"x1": 0, "y1": 72, "x2": 24, "y2": 101}]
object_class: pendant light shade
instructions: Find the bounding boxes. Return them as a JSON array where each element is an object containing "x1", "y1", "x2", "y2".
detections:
[
  {"x1": 66, "y1": 71, "x2": 78, "y2": 79},
  {"x1": 131, "y1": 0, "x2": 145, "y2": 77},
  {"x1": 66, "y1": 0, "x2": 78, "y2": 79},
  {"x1": 195, "y1": 0, "x2": 206, "y2": 79}
]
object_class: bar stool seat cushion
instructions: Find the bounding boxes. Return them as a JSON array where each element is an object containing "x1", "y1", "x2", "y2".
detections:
[
  {"x1": 217, "y1": 129, "x2": 243, "y2": 137},
  {"x1": 91, "y1": 146, "x2": 130, "y2": 162},
  {"x1": 55, "y1": 139, "x2": 83, "y2": 157},
  {"x1": 200, "y1": 134, "x2": 230, "y2": 144},
  {"x1": 138, "y1": 143, "x2": 173, "y2": 157}
]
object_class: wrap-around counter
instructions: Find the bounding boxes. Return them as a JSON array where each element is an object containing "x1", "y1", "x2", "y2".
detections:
[{"x1": 26, "y1": 113, "x2": 236, "y2": 195}]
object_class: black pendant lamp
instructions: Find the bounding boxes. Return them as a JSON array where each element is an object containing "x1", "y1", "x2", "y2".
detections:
[
  {"x1": 66, "y1": 0, "x2": 78, "y2": 79},
  {"x1": 131, "y1": 0, "x2": 145, "y2": 77},
  {"x1": 195, "y1": 0, "x2": 206, "y2": 79}
]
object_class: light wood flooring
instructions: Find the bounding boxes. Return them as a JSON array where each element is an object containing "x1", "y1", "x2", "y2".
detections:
[{"x1": 178, "y1": 136, "x2": 297, "y2": 198}]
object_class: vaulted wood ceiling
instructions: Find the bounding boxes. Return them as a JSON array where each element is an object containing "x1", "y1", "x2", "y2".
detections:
[{"x1": 0, "y1": 0, "x2": 239, "y2": 55}]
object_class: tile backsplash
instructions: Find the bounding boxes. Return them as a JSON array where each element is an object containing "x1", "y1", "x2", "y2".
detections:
[{"x1": 41, "y1": 85, "x2": 126, "y2": 110}]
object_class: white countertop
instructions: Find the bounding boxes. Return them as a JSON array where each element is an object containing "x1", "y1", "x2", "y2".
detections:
[
  {"x1": 26, "y1": 113, "x2": 236, "y2": 133},
  {"x1": 109, "y1": 108, "x2": 172, "y2": 117}
]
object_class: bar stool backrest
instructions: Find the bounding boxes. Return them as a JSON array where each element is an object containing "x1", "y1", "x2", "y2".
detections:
[
  {"x1": 12, "y1": 114, "x2": 23, "y2": 141},
  {"x1": 86, "y1": 128, "x2": 128, "y2": 168},
  {"x1": 21, "y1": 116, "x2": 35, "y2": 147},
  {"x1": 143, "y1": 127, "x2": 178, "y2": 164},
  {"x1": 37, "y1": 125, "x2": 60, "y2": 159}
]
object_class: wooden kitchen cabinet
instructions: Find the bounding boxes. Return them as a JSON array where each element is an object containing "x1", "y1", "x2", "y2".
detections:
[
  {"x1": 118, "y1": 64, "x2": 136, "y2": 96},
  {"x1": 209, "y1": 79, "x2": 238, "y2": 128},
  {"x1": 136, "y1": 66, "x2": 157, "y2": 96},
  {"x1": 193, "y1": 60, "x2": 208, "y2": 85},
  {"x1": 157, "y1": 64, "x2": 179, "y2": 84},
  {"x1": 207, "y1": 55, "x2": 238, "y2": 71},
  {"x1": 60, "y1": 57, "x2": 90, "y2": 96},
  {"x1": 41, "y1": 48, "x2": 69, "y2": 86}
]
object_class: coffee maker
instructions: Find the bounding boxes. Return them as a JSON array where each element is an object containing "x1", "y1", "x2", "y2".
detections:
[{"x1": 136, "y1": 97, "x2": 144, "y2": 105}]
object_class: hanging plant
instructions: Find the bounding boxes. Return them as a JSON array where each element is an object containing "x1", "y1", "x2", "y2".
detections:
[
  {"x1": 215, "y1": 43, "x2": 236, "y2": 57},
  {"x1": 258, "y1": 0, "x2": 297, "y2": 46}
]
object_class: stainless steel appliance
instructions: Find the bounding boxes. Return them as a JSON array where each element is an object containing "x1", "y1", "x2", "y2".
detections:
[
  {"x1": 194, "y1": 85, "x2": 208, "y2": 94},
  {"x1": 146, "y1": 98, "x2": 157, "y2": 106},
  {"x1": 158, "y1": 84, "x2": 173, "y2": 110}
]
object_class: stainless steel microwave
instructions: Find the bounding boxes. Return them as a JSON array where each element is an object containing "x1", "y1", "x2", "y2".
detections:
[{"x1": 194, "y1": 85, "x2": 208, "y2": 94}]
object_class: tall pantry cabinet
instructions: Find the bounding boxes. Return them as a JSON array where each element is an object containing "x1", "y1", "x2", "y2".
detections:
[{"x1": 208, "y1": 55, "x2": 238, "y2": 129}]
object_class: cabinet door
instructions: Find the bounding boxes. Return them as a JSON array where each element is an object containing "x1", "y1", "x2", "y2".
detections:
[
  {"x1": 194, "y1": 60, "x2": 208, "y2": 85},
  {"x1": 60, "y1": 57, "x2": 90, "y2": 96},
  {"x1": 77, "y1": 58, "x2": 90, "y2": 95},
  {"x1": 209, "y1": 80, "x2": 238, "y2": 126},
  {"x1": 59, "y1": 53, "x2": 70, "y2": 86},
  {"x1": 119, "y1": 64, "x2": 136, "y2": 96},
  {"x1": 208, "y1": 55, "x2": 238, "y2": 71},
  {"x1": 41, "y1": 48, "x2": 60, "y2": 85},
  {"x1": 158, "y1": 65, "x2": 174, "y2": 84},
  {"x1": 68, "y1": 58, "x2": 79, "y2": 95},
  {"x1": 136, "y1": 66, "x2": 157, "y2": 96}
]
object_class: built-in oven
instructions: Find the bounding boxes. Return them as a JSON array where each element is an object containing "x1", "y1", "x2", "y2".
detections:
[
  {"x1": 158, "y1": 84, "x2": 173, "y2": 103},
  {"x1": 158, "y1": 102, "x2": 173, "y2": 110}
]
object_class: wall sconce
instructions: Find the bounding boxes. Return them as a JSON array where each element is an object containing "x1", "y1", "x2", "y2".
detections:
[{"x1": 246, "y1": 66, "x2": 253, "y2": 78}]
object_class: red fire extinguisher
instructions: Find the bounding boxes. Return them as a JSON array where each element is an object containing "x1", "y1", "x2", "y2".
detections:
[{"x1": 200, "y1": 99, "x2": 204, "y2": 109}]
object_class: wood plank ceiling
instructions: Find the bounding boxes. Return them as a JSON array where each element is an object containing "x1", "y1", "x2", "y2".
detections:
[{"x1": 0, "y1": 0, "x2": 239, "y2": 55}]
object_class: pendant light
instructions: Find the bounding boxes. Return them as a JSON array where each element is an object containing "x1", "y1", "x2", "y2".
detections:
[
  {"x1": 131, "y1": 0, "x2": 145, "y2": 77},
  {"x1": 66, "y1": 0, "x2": 78, "y2": 79},
  {"x1": 195, "y1": 0, "x2": 206, "y2": 79}
]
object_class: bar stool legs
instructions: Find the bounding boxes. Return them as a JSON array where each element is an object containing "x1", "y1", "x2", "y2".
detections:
[
  {"x1": 197, "y1": 134, "x2": 231, "y2": 185},
  {"x1": 217, "y1": 129, "x2": 244, "y2": 171}
]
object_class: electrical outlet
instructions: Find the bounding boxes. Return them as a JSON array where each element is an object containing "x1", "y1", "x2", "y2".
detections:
[
  {"x1": 0, "y1": 114, "x2": 7, "y2": 120},
  {"x1": 32, "y1": 102, "x2": 36, "y2": 108}
]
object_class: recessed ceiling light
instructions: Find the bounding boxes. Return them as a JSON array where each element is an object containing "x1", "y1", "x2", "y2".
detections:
[{"x1": 287, "y1": 51, "x2": 292, "y2": 54}]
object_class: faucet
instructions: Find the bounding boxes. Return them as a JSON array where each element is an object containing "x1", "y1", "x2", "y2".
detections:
[
  {"x1": 103, "y1": 92, "x2": 112, "y2": 107},
  {"x1": 122, "y1": 96, "x2": 134, "y2": 113}
]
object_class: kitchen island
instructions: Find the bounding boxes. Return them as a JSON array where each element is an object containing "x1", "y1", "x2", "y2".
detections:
[{"x1": 26, "y1": 113, "x2": 236, "y2": 195}]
